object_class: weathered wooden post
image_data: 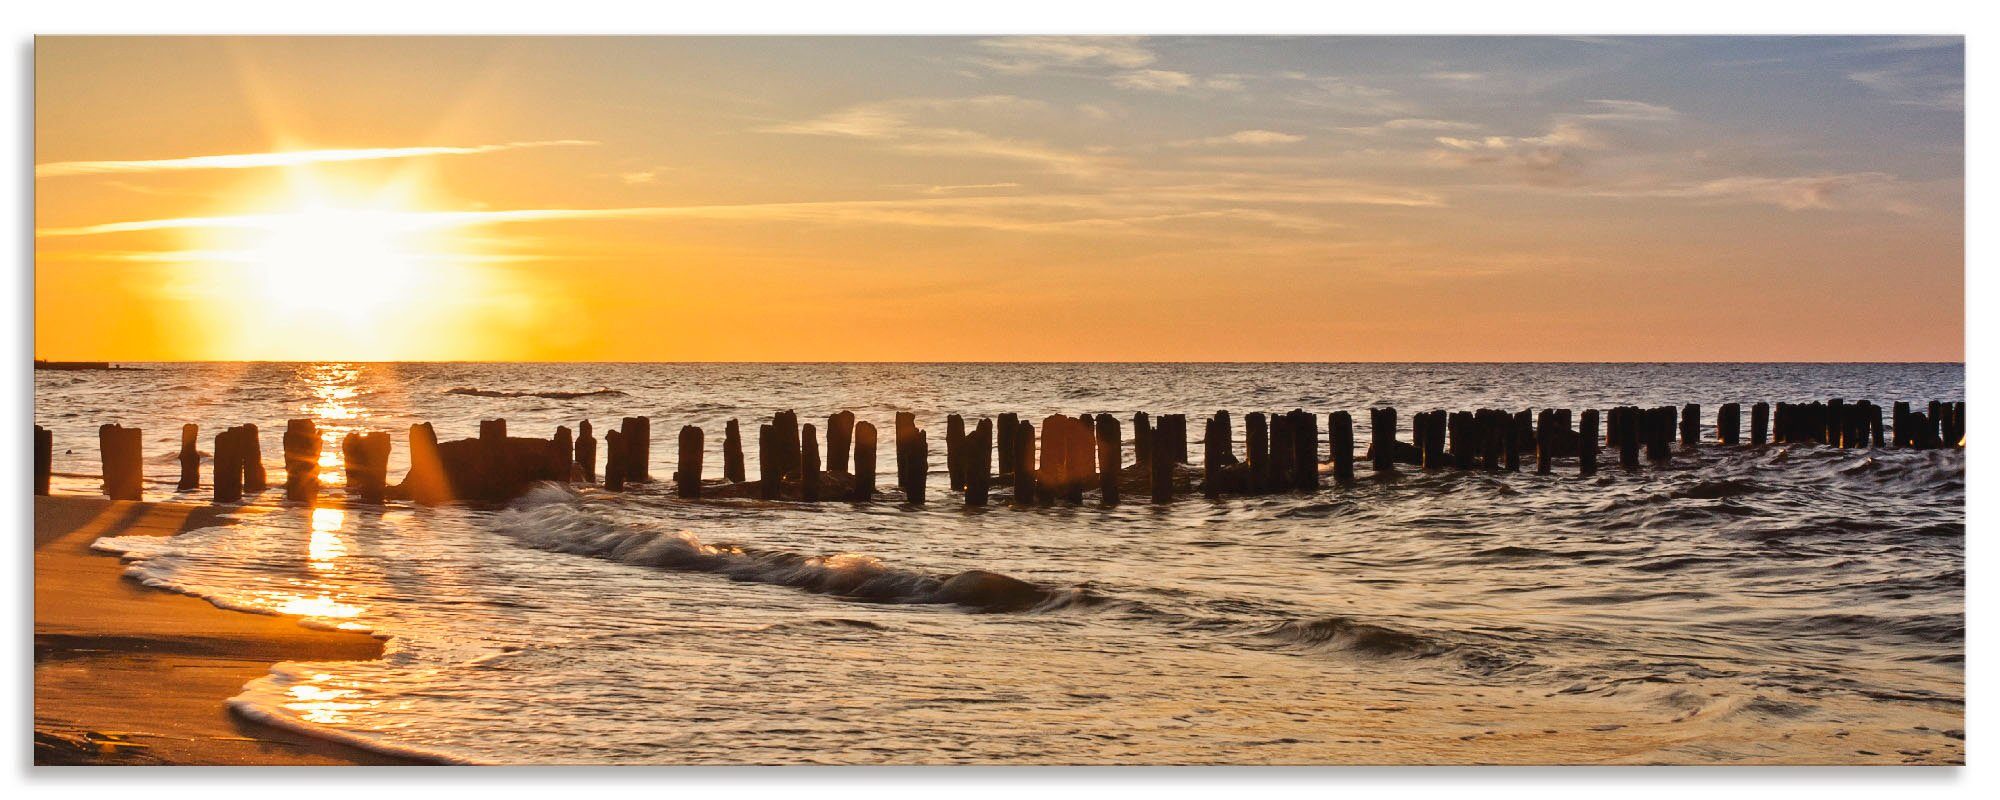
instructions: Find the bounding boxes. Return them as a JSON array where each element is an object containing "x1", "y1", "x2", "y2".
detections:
[
  {"x1": 896, "y1": 414, "x2": 927, "y2": 504},
  {"x1": 756, "y1": 424, "x2": 778, "y2": 499},
  {"x1": 1867, "y1": 402, "x2": 1885, "y2": 447},
  {"x1": 723, "y1": 420, "x2": 745, "y2": 483},
  {"x1": 552, "y1": 426, "x2": 574, "y2": 483},
  {"x1": 1646, "y1": 406, "x2": 1674, "y2": 463},
  {"x1": 1505, "y1": 410, "x2": 1527, "y2": 471},
  {"x1": 1535, "y1": 410, "x2": 1555, "y2": 475},
  {"x1": 283, "y1": 419, "x2": 320, "y2": 502},
  {"x1": 1203, "y1": 414, "x2": 1226, "y2": 498},
  {"x1": 1749, "y1": 402, "x2": 1768, "y2": 446},
  {"x1": 798, "y1": 424, "x2": 819, "y2": 502},
  {"x1": 1149, "y1": 422, "x2": 1174, "y2": 504},
  {"x1": 605, "y1": 429, "x2": 627, "y2": 492},
  {"x1": 1291, "y1": 409, "x2": 1318, "y2": 491},
  {"x1": 34, "y1": 425, "x2": 53, "y2": 496},
  {"x1": 572, "y1": 420, "x2": 596, "y2": 483},
  {"x1": 1448, "y1": 411, "x2": 1474, "y2": 469},
  {"x1": 241, "y1": 424, "x2": 265, "y2": 492},
  {"x1": 966, "y1": 419, "x2": 992, "y2": 507},
  {"x1": 178, "y1": 424, "x2": 200, "y2": 491},
  {"x1": 1096, "y1": 414, "x2": 1121, "y2": 505},
  {"x1": 1825, "y1": 399, "x2": 1846, "y2": 446},
  {"x1": 1160, "y1": 414, "x2": 1188, "y2": 466},
  {"x1": 1717, "y1": 403, "x2": 1740, "y2": 446},
  {"x1": 997, "y1": 413, "x2": 1018, "y2": 478},
  {"x1": 1012, "y1": 419, "x2": 1037, "y2": 505},
  {"x1": 1271, "y1": 412, "x2": 1295, "y2": 488},
  {"x1": 852, "y1": 421, "x2": 877, "y2": 501},
  {"x1": 343, "y1": 432, "x2": 388, "y2": 504},
  {"x1": 1069, "y1": 414, "x2": 1096, "y2": 504},
  {"x1": 1679, "y1": 404, "x2": 1700, "y2": 449},
  {"x1": 1370, "y1": 407, "x2": 1396, "y2": 474},
  {"x1": 1245, "y1": 412, "x2": 1270, "y2": 490},
  {"x1": 214, "y1": 426, "x2": 243, "y2": 503},
  {"x1": 620, "y1": 416, "x2": 652, "y2": 482},
  {"x1": 1211, "y1": 411, "x2": 1237, "y2": 467},
  {"x1": 1330, "y1": 411, "x2": 1355, "y2": 484},
  {"x1": 677, "y1": 425, "x2": 704, "y2": 499},
  {"x1": 403, "y1": 423, "x2": 445, "y2": 504},
  {"x1": 1133, "y1": 412, "x2": 1153, "y2": 467},
  {"x1": 945, "y1": 414, "x2": 967, "y2": 491},
  {"x1": 1421, "y1": 410, "x2": 1448, "y2": 470},
  {"x1": 1579, "y1": 409, "x2": 1600, "y2": 476},
  {"x1": 477, "y1": 419, "x2": 507, "y2": 501},
  {"x1": 1038, "y1": 414, "x2": 1070, "y2": 505},
  {"x1": 774, "y1": 411, "x2": 800, "y2": 481},
  {"x1": 828, "y1": 411, "x2": 855, "y2": 475}
]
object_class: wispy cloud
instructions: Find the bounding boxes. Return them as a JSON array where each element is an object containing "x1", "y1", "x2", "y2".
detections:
[
  {"x1": 1170, "y1": 130, "x2": 1306, "y2": 148},
  {"x1": 968, "y1": 36, "x2": 1156, "y2": 74},
  {"x1": 1848, "y1": 64, "x2": 1963, "y2": 110},
  {"x1": 760, "y1": 96, "x2": 1110, "y2": 176},
  {"x1": 36, "y1": 140, "x2": 597, "y2": 178}
]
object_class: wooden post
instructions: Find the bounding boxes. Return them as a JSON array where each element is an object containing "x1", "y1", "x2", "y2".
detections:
[
  {"x1": 404, "y1": 423, "x2": 445, "y2": 504},
  {"x1": 621, "y1": 416, "x2": 652, "y2": 482},
  {"x1": 997, "y1": 413, "x2": 1018, "y2": 478},
  {"x1": 774, "y1": 411, "x2": 800, "y2": 480},
  {"x1": 798, "y1": 424, "x2": 819, "y2": 502},
  {"x1": 1149, "y1": 422, "x2": 1174, "y2": 503},
  {"x1": 1133, "y1": 412, "x2": 1153, "y2": 467},
  {"x1": 1245, "y1": 412, "x2": 1270, "y2": 490},
  {"x1": 343, "y1": 432, "x2": 388, "y2": 504},
  {"x1": 1012, "y1": 419, "x2": 1037, "y2": 505},
  {"x1": 1679, "y1": 404, "x2": 1700, "y2": 449},
  {"x1": 283, "y1": 419, "x2": 320, "y2": 502},
  {"x1": 1211, "y1": 411, "x2": 1237, "y2": 467},
  {"x1": 1096, "y1": 414, "x2": 1121, "y2": 505},
  {"x1": 852, "y1": 421, "x2": 877, "y2": 501},
  {"x1": 35, "y1": 425, "x2": 53, "y2": 496},
  {"x1": 1160, "y1": 414, "x2": 1188, "y2": 466},
  {"x1": 1447, "y1": 411, "x2": 1473, "y2": 469},
  {"x1": 477, "y1": 419, "x2": 506, "y2": 500},
  {"x1": 1068, "y1": 414, "x2": 1095, "y2": 504},
  {"x1": 827, "y1": 411, "x2": 855, "y2": 475},
  {"x1": 177, "y1": 423, "x2": 200, "y2": 491},
  {"x1": 213, "y1": 426, "x2": 243, "y2": 503},
  {"x1": 1421, "y1": 410, "x2": 1448, "y2": 470},
  {"x1": 1038, "y1": 414, "x2": 1069, "y2": 505},
  {"x1": 1579, "y1": 409, "x2": 1600, "y2": 476},
  {"x1": 1716, "y1": 403, "x2": 1739, "y2": 446},
  {"x1": 552, "y1": 425, "x2": 574, "y2": 483},
  {"x1": 1203, "y1": 414, "x2": 1225, "y2": 498},
  {"x1": 1535, "y1": 410, "x2": 1554, "y2": 475},
  {"x1": 240, "y1": 424, "x2": 265, "y2": 492},
  {"x1": 723, "y1": 420, "x2": 745, "y2": 483},
  {"x1": 1271, "y1": 412, "x2": 1294, "y2": 488},
  {"x1": 1505, "y1": 410, "x2": 1526, "y2": 471},
  {"x1": 678, "y1": 425, "x2": 704, "y2": 499},
  {"x1": 1751, "y1": 402, "x2": 1769, "y2": 446},
  {"x1": 896, "y1": 415, "x2": 926, "y2": 503},
  {"x1": 966, "y1": 419, "x2": 993, "y2": 507},
  {"x1": 1291, "y1": 409, "x2": 1318, "y2": 491},
  {"x1": 945, "y1": 413, "x2": 967, "y2": 491},
  {"x1": 1329, "y1": 411, "x2": 1355, "y2": 484},
  {"x1": 756, "y1": 424, "x2": 777, "y2": 499},
  {"x1": 1826, "y1": 399, "x2": 1846, "y2": 446},
  {"x1": 576, "y1": 420, "x2": 597, "y2": 483},
  {"x1": 1370, "y1": 407, "x2": 1396, "y2": 474},
  {"x1": 605, "y1": 429, "x2": 627, "y2": 492},
  {"x1": 1647, "y1": 406, "x2": 1674, "y2": 462},
  {"x1": 1868, "y1": 402, "x2": 1885, "y2": 447}
]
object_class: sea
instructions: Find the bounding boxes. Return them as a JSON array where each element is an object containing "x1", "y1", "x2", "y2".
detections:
[{"x1": 33, "y1": 362, "x2": 1966, "y2": 764}]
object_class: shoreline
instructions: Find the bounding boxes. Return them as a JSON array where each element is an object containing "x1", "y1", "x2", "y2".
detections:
[{"x1": 33, "y1": 494, "x2": 430, "y2": 766}]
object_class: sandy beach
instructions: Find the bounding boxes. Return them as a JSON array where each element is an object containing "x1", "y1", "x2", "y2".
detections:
[{"x1": 33, "y1": 494, "x2": 425, "y2": 766}]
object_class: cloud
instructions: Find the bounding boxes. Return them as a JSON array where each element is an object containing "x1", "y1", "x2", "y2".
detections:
[
  {"x1": 35, "y1": 140, "x2": 596, "y2": 178},
  {"x1": 1425, "y1": 71, "x2": 1486, "y2": 82},
  {"x1": 1114, "y1": 69, "x2": 1195, "y2": 92},
  {"x1": 1341, "y1": 118, "x2": 1481, "y2": 136},
  {"x1": 1171, "y1": 130, "x2": 1306, "y2": 148},
  {"x1": 1425, "y1": 100, "x2": 1677, "y2": 183},
  {"x1": 760, "y1": 96, "x2": 1108, "y2": 176},
  {"x1": 969, "y1": 36, "x2": 1155, "y2": 74},
  {"x1": 1613, "y1": 172, "x2": 1921, "y2": 214},
  {"x1": 1848, "y1": 64, "x2": 1963, "y2": 110},
  {"x1": 620, "y1": 171, "x2": 659, "y2": 185}
]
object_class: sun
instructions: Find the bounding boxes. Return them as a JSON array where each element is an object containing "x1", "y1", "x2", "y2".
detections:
[{"x1": 242, "y1": 204, "x2": 425, "y2": 325}]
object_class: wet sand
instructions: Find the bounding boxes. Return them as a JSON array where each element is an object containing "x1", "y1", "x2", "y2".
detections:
[{"x1": 33, "y1": 494, "x2": 425, "y2": 766}]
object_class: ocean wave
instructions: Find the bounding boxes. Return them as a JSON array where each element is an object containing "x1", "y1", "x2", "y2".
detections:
[
  {"x1": 446, "y1": 387, "x2": 626, "y2": 400},
  {"x1": 1253, "y1": 615, "x2": 1450, "y2": 659}
]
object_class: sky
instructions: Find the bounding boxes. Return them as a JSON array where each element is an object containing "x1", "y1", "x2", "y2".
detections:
[{"x1": 34, "y1": 36, "x2": 1964, "y2": 362}]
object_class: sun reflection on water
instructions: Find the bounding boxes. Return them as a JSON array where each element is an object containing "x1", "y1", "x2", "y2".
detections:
[
  {"x1": 309, "y1": 507, "x2": 348, "y2": 572},
  {"x1": 299, "y1": 363, "x2": 368, "y2": 487},
  {"x1": 286, "y1": 673, "x2": 370, "y2": 725}
]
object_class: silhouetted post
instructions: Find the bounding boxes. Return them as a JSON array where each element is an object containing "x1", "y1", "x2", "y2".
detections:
[
  {"x1": 1290, "y1": 409, "x2": 1318, "y2": 490},
  {"x1": 1160, "y1": 414, "x2": 1188, "y2": 466},
  {"x1": 1679, "y1": 404, "x2": 1700, "y2": 449},
  {"x1": 1749, "y1": 402, "x2": 1769, "y2": 446},
  {"x1": 1133, "y1": 412, "x2": 1153, "y2": 467},
  {"x1": 477, "y1": 419, "x2": 507, "y2": 500},
  {"x1": 774, "y1": 411, "x2": 800, "y2": 480},
  {"x1": 896, "y1": 414, "x2": 927, "y2": 504},
  {"x1": 852, "y1": 421, "x2": 878, "y2": 501},
  {"x1": 1096, "y1": 414, "x2": 1121, "y2": 505},
  {"x1": 1370, "y1": 407, "x2": 1396, "y2": 474},
  {"x1": 1069, "y1": 415, "x2": 1096, "y2": 504},
  {"x1": 34, "y1": 425, "x2": 53, "y2": 496},
  {"x1": 1329, "y1": 411, "x2": 1355, "y2": 484},
  {"x1": 1868, "y1": 402, "x2": 1885, "y2": 447},
  {"x1": 605, "y1": 429, "x2": 627, "y2": 492},
  {"x1": 1447, "y1": 411, "x2": 1474, "y2": 469},
  {"x1": 678, "y1": 425, "x2": 704, "y2": 499},
  {"x1": 723, "y1": 420, "x2": 745, "y2": 482},
  {"x1": 343, "y1": 432, "x2": 388, "y2": 504},
  {"x1": 1271, "y1": 412, "x2": 1294, "y2": 488},
  {"x1": 1646, "y1": 406, "x2": 1674, "y2": 462},
  {"x1": 1245, "y1": 412, "x2": 1270, "y2": 490},
  {"x1": 945, "y1": 414, "x2": 967, "y2": 491},
  {"x1": 239, "y1": 424, "x2": 266, "y2": 492},
  {"x1": 1149, "y1": 423, "x2": 1175, "y2": 504},
  {"x1": 552, "y1": 426, "x2": 574, "y2": 483},
  {"x1": 213, "y1": 427, "x2": 243, "y2": 503},
  {"x1": 1505, "y1": 410, "x2": 1527, "y2": 471},
  {"x1": 828, "y1": 411, "x2": 855, "y2": 475},
  {"x1": 1717, "y1": 403, "x2": 1740, "y2": 446},
  {"x1": 283, "y1": 419, "x2": 320, "y2": 502},
  {"x1": 621, "y1": 416, "x2": 652, "y2": 482},
  {"x1": 966, "y1": 419, "x2": 992, "y2": 507},
  {"x1": 757, "y1": 424, "x2": 778, "y2": 499},
  {"x1": 574, "y1": 420, "x2": 597, "y2": 483},
  {"x1": 1421, "y1": 411, "x2": 1448, "y2": 470},
  {"x1": 1012, "y1": 420, "x2": 1037, "y2": 505},
  {"x1": 1535, "y1": 410, "x2": 1554, "y2": 475},
  {"x1": 1038, "y1": 414, "x2": 1069, "y2": 504},
  {"x1": 798, "y1": 424, "x2": 819, "y2": 502},
  {"x1": 403, "y1": 423, "x2": 445, "y2": 504},
  {"x1": 1579, "y1": 410, "x2": 1600, "y2": 476},
  {"x1": 1211, "y1": 410, "x2": 1238, "y2": 468},
  {"x1": 1203, "y1": 414, "x2": 1226, "y2": 498},
  {"x1": 997, "y1": 413, "x2": 1019, "y2": 478},
  {"x1": 177, "y1": 424, "x2": 200, "y2": 491},
  {"x1": 1825, "y1": 399, "x2": 1846, "y2": 446}
]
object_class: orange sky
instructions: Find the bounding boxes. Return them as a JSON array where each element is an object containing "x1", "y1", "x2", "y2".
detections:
[{"x1": 34, "y1": 36, "x2": 1965, "y2": 361}]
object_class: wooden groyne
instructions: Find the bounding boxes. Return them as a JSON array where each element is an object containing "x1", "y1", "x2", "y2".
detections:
[{"x1": 35, "y1": 395, "x2": 1967, "y2": 506}]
